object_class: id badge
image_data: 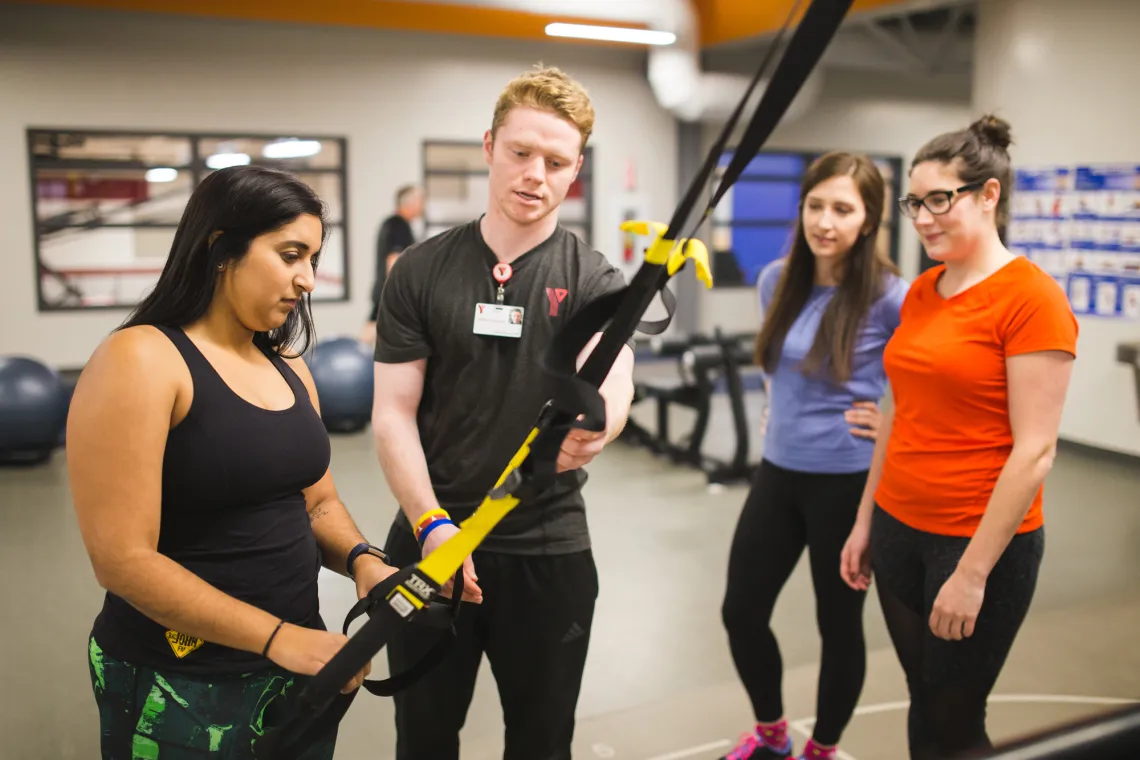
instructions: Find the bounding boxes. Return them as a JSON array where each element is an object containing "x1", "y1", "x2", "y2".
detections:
[{"x1": 473, "y1": 303, "x2": 524, "y2": 339}]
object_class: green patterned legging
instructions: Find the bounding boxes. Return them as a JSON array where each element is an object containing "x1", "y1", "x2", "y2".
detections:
[{"x1": 88, "y1": 638, "x2": 337, "y2": 760}]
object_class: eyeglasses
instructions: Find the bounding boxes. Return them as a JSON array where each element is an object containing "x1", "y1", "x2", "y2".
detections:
[{"x1": 897, "y1": 181, "x2": 987, "y2": 219}]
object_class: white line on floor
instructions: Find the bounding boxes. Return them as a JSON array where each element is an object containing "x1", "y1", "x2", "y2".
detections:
[
  {"x1": 792, "y1": 692, "x2": 1140, "y2": 727},
  {"x1": 643, "y1": 739, "x2": 731, "y2": 760},
  {"x1": 987, "y1": 694, "x2": 1140, "y2": 706},
  {"x1": 643, "y1": 695, "x2": 1139, "y2": 760}
]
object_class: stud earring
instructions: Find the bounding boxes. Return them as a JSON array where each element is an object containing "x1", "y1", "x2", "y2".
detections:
[{"x1": 217, "y1": 262, "x2": 225, "y2": 271}]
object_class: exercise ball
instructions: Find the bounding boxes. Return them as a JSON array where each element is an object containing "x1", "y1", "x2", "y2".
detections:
[
  {"x1": 308, "y1": 337, "x2": 374, "y2": 433},
  {"x1": 0, "y1": 356, "x2": 70, "y2": 464}
]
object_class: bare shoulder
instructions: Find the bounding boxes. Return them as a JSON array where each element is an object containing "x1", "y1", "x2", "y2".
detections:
[
  {"x1": 69, "y1": 325, "x2": 187, "y2": 441},
  {"x1": 80, "y1": 325, "x2": 186, "y2": 392}
]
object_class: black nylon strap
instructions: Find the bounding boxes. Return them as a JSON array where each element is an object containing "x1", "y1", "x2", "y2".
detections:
[
  {"x1": 635, "y1": 282, "x2": 677, "y2": 336},
  {"x1": 572, "y1": 0, "x2": 854, "y2": 403},
  {"x1": 664, "y1": 0, "x2": 807, "y2": 242},
  {"x1": 251, "y1": 605, "x2": 395, "y2": 758},
  {"x1": 349, "y1": 570, "x2": 463, "y2": 698},
  {"x1": 251, "y1": 564, "x2": 448, "y2": 759},
  {"x1": 709, "y1": 0, "x2": 853, "y2": 214}
]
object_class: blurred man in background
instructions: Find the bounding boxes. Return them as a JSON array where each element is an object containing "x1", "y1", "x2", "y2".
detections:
[{"x1": 361, "y1": 184, "x2": 423, "y2": 344}]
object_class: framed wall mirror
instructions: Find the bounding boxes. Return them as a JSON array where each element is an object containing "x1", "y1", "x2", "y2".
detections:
[{"x1": 27, "y1": 128, "x2": 349, "y2": 311}]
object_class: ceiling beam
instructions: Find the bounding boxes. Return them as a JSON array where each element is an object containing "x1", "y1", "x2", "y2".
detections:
[
  {"x1": 696, "y1": 0, "x2": 941, "y2": 49},
  {"x1": 9, "y1": 0, "x2": 651, "y2": 45}
]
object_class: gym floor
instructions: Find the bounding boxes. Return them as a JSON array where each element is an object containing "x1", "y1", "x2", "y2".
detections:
[{"x1": 3, "y1": 392, "x2": 1139, "y2": 759}]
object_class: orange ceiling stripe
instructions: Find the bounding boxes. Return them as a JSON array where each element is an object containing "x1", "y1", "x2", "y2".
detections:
[
  {"x1": 11, "y1": 0, "x2": 649, "y2": 45},
  {"x1": 696, "y1": 0, "x2": 913, "y2": 47}
]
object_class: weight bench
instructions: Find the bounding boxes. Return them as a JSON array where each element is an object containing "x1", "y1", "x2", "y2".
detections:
[{"x1": 623, "y1": 330, "x2": 760, "y2": 485}]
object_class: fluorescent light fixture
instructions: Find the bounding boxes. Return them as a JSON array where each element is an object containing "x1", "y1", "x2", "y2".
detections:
[
  {"x1": 263, "y1": 139, "x2": 322, "y2": 159},
  {"x1": 206, "y1": 152, "x2": 251, "y2": 170},
  {"x1": 145, "y1": 167, "x2": 178, "y2": 183},
  {"x1": 545, "y1": 22, "x2": 675, "y2": 46}
]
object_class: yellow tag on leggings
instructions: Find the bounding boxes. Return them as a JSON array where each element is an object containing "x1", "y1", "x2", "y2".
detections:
[{"x1": 166, "y1": 630, "x2": 204, "y2": 658}]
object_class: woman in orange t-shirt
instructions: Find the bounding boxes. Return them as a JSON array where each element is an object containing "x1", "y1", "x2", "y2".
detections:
[{"x1": 839, "y1": 115, "x2": 1078, "y2": 759}]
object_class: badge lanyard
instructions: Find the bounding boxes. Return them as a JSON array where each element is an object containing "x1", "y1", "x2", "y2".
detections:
[{"x1": 492, "y1": 262, "x2": 512, "y2": 304}]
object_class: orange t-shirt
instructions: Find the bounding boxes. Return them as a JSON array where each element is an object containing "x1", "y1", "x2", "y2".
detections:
[{"x1": 875, "y1": 256, "x2": 1079, "y2": 537}]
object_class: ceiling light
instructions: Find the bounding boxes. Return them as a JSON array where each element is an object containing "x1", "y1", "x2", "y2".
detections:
[
  {"x1": 145, "y1": 167, "x2": 178, "y2": 183},
  {"x1": 545, "y1": 22, "x2": 676, "y2": 46},
  {"x1": 206, "y1": 152, "x2": 251, "y2": 170},
  {"x1": 263, "y1": 139, "x2": 322, "y2": 159}
]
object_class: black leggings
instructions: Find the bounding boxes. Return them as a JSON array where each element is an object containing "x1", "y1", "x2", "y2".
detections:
[
  {"x1": 871, "y1": 506, "x2": 1045, "y2": 759},
  {"x1": 721, "y1": 459, "x2": 870, "y2": 747}
]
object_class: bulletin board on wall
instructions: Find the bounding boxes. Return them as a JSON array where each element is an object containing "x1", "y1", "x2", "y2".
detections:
[
  {"x1": 707, "y1": 149, "x2": 904, "y2": 288},
  {"x1": 1007, "y1": 164, "x2": 1140, "y2": 320}
]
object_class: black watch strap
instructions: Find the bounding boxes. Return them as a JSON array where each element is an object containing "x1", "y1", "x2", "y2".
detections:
[{"x1": 346, "y1": 543, "x2": 389, "y2": 578}]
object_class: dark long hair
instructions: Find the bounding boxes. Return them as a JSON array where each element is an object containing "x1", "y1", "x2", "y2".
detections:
[
  {"x1": 912, "y1": 114, "x2": 1013, "y2": 241},
  {"x1": 754, "y1": 151, "x2": 899, "y2": 384},
  {"x1": 119, "y1": 165, "x2": 328, "y2": 357}
]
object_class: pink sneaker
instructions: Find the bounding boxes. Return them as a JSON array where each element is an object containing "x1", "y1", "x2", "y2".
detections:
[{"x1": 720, "y1": 729, "x2": 793, "y2": 759}]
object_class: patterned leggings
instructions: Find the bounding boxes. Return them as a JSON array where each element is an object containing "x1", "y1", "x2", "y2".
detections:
[{"x1": 88, "y1": 637, "x2": 337, "y2": 759}]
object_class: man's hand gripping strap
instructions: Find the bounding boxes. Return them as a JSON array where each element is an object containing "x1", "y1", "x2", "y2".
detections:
[{"x1": 521, "y1": 229, "x2": 711, "y2": 498}]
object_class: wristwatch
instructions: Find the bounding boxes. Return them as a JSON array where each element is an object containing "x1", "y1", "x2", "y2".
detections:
[{"x1": 346, "y1": 542, "x2": 389, "y2": 579}]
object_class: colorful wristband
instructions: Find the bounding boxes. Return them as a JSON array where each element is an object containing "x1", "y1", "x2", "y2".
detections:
[
  {"x1": 417, "y1": 517, "x2": 454, "y2": 546},
  {"x1": 414, "y1": 508, "x2": 451, "y2": 539}
]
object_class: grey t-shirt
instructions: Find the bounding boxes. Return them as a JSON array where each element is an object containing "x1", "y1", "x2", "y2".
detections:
[{"x1": 374, "y1": 218, "x2": 628, "y2": 555}]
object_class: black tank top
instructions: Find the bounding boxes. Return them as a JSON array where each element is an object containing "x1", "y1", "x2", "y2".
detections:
[{"x1": 90, "y1": 325, "x2": 333, "y2": 675}]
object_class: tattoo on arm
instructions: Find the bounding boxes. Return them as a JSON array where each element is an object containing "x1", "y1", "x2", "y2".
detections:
[{"x1": 309, "y1": 503, "x2": 331, "y2": 523}]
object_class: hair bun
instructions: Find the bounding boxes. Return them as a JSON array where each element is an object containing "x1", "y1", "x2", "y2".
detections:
[{"x1": 970, "y1": 114, "x2": 1012, "y2": 151}]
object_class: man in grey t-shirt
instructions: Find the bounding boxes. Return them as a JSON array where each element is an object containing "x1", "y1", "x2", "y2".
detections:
[{"x1": 371, "y1": 65, "x2": 635, "y2": 759}]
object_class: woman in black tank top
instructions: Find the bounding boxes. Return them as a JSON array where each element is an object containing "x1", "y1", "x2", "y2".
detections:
[{"x1": 67, "y1": 166, "x2": 396, "y2": 759}]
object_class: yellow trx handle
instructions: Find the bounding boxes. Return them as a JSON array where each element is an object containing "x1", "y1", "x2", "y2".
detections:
[
  {"x1": 619, "y1": 219, "x2": 713, "y2": 289},
  {"x1": 669, "y1": 238, "x2": 712, "y2": 288},
  {"x1": 618, "y1": 219, "x2": 667, "y2": 242}
]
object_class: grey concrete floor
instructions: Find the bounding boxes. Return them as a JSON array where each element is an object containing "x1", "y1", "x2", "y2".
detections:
[{"x1": 1, "y1": 401, "x2": 1138, "y2": 759}]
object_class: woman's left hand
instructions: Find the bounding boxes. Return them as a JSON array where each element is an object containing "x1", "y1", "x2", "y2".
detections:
[
  {"x1": 929, "y1": 569, "x2": 986, "y2": 641},
  {"x1": 846, "y1": 401, "x2": 882, "y2": 440}
]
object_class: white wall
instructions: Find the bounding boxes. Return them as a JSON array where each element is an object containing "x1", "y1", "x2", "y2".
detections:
[
  {"x1": 974, "y1": 0, "x2": 1140, "y2": 457},
  {"x1": 0, "y1": 5, "x2": 678, "y2": 368},
  {"x1": 695, "y1": 66, "x2": 974, "y2": 334}
]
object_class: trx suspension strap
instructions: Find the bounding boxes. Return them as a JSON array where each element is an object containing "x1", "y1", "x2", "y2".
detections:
[{"x1": 253, "y1": 1, "x2": 853, "y2": 756}]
